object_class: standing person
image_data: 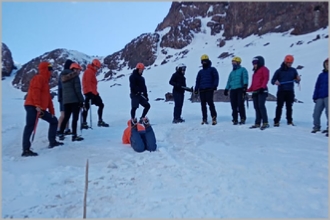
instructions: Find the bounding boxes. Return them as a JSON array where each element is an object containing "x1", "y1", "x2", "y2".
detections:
[
  {"x1": 22, "y1": 62, "x2": 63, "y2": 157},
  {"x1": 58, "y1": 63, "x2": 85, "y2": 141},
  {"x1": 169, "y1": 63, "x2": 193, "y2": 123},
  {"x1": 271, "y1": 55, "x2": 301, "y2": 127},
  {"x1": 81, "y1": 59, "x2": 109, "y2": 129},
  {"x1": 57, "y1": 59, "x2": 73, "y2": 135},
  {"x1": 129, "y1": 63, "x2": 151, "y2": 123},
  {"x1": 311, "y1": 58, "x2": 328, "y2": 135},
  {"x1": 247, "y1": 56, "x2": 270, "y2": 130},
  {"x1": 194, "y1": 54, "x2": 219, "y2": 125},
  {"x1": 224, "y1": 56, "x2": 249, "y2": 125}
]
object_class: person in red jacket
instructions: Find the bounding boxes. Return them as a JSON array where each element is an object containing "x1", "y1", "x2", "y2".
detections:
[
  {"x1": 22, "y1": 61, "x2": 64, "y2": 157},
  {"x1": 247, "y1": 56, "x2": 270, "y2": 130},
  {"x1": 81, "y1": 59, "x2": 109, "y2": 128}
]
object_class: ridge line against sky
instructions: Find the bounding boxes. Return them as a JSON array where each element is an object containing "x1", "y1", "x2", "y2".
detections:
[{"x1": 2, "y1": 1, "x2": 172, "y2": 64}]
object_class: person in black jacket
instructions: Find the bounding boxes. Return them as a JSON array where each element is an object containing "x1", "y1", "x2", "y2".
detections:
[
  {"x1": 271, "y1": 55, "x2": 301, "y2": 126},
  {"x1": 169, "y1": 63, "x2": 193, "y2": 123},
  {"x1": 129, "y1": 63, "x2": 150, "y2": 123}
]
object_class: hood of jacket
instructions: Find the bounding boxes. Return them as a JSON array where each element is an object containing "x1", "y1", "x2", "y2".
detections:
[
  {"x1": 64, "y1": 59, "x2": 74, "y2": 70},
  {"x1": 38, "y1": 61, "x2": 52, "y2": 80}
]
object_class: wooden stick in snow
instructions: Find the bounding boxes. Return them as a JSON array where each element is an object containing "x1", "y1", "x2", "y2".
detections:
[{"x1": 83, "y1": 159, "x2": 89, "y2": 219}]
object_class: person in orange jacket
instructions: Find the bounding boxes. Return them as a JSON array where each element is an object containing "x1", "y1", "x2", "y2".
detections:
[
  {"x1": 81, "y1": 59, "x2": 109, "y2": 128},
  {"x1": 22, "y1": 61, "x2": 64, "y2": 157},
  {"x1": 122, "y1": 118, "x2": 157, "y2": 153}
]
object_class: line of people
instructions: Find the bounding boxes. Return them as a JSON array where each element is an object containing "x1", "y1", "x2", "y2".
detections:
[
  {"x1": 21, "y1": 59, "x2": 109, "y2": 157},
  {"x1": 168, "y1": 54, "x2": 328, "y2": 133},
  {"x1": 21, "y1": 55, "x2": 328, "y2": 157}
]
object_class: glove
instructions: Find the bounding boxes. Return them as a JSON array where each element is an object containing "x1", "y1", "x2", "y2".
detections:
[
  {"x1": 194, "y1": 90, "x2": 198, "y2": 95},
  {"x1": 258, "y1": 88, "x2": 266, "y2": 94},
  {"x1": 242, "y1": 84, "x2": 247, "y2": 93},
  {"x1": 214, "y1": 87, "x2": 217, "y2": 91},
  {"x1": 79, "y1": 102, "x2": 85, "y2": 108},
  {"x1": 36, "y1": 106, "x2": 44, "y2": 118},
  {"x1": 313, "y1": 99, "x2": 316, "y2": 103},
  {"x1": 224, "y1": 89, "x2": 229, "y2": 96}
]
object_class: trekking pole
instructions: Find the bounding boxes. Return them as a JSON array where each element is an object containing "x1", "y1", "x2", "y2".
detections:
[
  {"x1": 246, "y1": 94, "x2": 249, "y2": 109},
  {"x1": 80, "y1": 107, "x2": 83, "y2": 136},
  {"x1": 89, "y1": 99, "x2": 92, "y2": 129},
  {"x1": 83, "y1": 159, "x2": 89, "y2": 218},
  {"x1": 30, "y1": 111, "x2": 41, "y2": 143}
]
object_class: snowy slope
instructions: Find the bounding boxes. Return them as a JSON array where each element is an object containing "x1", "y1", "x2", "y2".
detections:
[{"x1": 1, "y1": 27, "x2": 328, "y2": 218}]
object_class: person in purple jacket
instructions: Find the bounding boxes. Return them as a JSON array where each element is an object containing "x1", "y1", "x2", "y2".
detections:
[{"x1": 312, "y1": 58, "x2": 328, "y2": 136}]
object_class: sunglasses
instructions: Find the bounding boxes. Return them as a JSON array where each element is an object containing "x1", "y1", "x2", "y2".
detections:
[{"x1": 252, "y1": 60, "x2": 258, "y2": 65}]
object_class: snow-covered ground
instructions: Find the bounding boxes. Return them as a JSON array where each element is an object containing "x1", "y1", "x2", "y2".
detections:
[{"x1": 1, "y1": 27, "x2": 329, "y2": 218}]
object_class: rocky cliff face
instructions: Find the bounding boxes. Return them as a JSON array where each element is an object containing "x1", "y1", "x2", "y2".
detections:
[
  {"x1": 10, "y1": 2, "x2": 328, "y2": 89},
  {"x1": 102, "y1": 33, "x2": 160, "y2": 72},
  {"x1": 12, "y1": 49, "x2": 97, "y2": 92},
  {"x1": 156, "y1": 2, "x2": 328, "y2": 48},
  {"x1": 103, "y1": 1, "x2": 328, "y2": 70},
  {"x1": 2, "y1": 43, "x2": 15, "y2": 77}
]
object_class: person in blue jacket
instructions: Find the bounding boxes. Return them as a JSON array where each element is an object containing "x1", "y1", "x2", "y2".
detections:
[
  {"x1": 271, "y1": 55, "x2": 301, "y2": 126},
  {"x1": 194, "y1": 54, "x2": 219, "y2": 125},
  {"x1": 169, "y1": 63, "x2": 193, "y2": 123},
  {"x1": 312, "y1": 58, "x2": 328, "y2": 135},
  {"x1": 224, "y1": 56, "x2": 249, "y2": 125}
]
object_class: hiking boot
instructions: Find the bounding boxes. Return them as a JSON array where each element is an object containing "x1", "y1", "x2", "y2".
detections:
[
  {"x1": 21, "y1": 149, "x2": 38, "y2": 157},
  {"x1": 131, "y1": 118, "x2": 138, "y2": 126},
  {"x1": 72, "y1": 135, "x2": 84, "y2": 142},
  {"x1": 58, "y1": 134, "x2": 65, "y2": 141},
  {"x1": 311, "y1": 128, "x2": 320, "y2": 133},
  {"x1": 172, "y1": 119, "x2": 180, "y2": 124},
  {"x1": 141, "y1": 117, "x2": 150, "y2": 126},
  {"x1": 64, "y1": 129, "x2": 72, "y2": 135},
  {"x1": 232, "y1": 120, "x2": 238, "y2": 125},
  {"x1": 249, "y1": 124, "x2": 260, "y2": 129},
  {"x1": 321, "y1": 128, "x2": 328, "y2": 133},
  {"x1": 178, "y1": 118, "x2": 185, "y2": 123},
  {"x1": 239, "y1": 119, "x2": 246, "y2": 125},
  {"x1": 98, "y1": 120, "x2": 109, "y2": 127},
  {"x1": 81, "y1": 122, "x2": 89, "y2": 130},
  {"x1": 212, "y1": 116, "x2": 217, "y2": 125},
  {"x1": 49, "y1": 140, "x2": 64, "y2": 149},
  {"x1": 260, "y1": 123, "x2": 270, "y2": 130},
  {"x1": 201, "y1": 119, "x2": 208, "y2": 125},
  {"x1": 274, "y1": 122, "x2": 280, "y2": 127},
  {"x1": 287, "y1": 122, "x2": 295, "y2": 126}
]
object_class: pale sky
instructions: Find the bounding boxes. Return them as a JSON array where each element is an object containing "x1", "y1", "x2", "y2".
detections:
[{"x1": 2, "y1": 1, "x2": 172, "y2": 64}]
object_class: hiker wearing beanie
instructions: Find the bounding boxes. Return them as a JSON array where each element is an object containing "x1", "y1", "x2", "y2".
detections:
[
  {"x1": 57, "y1": 59, "x2": 73, "y2": 136},
  {"x1": 271, "y1": 55, "x2": 301, "y2": 127},
  {"x1": 247, "y1": 56, "x2": 270, "y2": 130},
  {"x1": 224, "y1": 56, "x2": 249, "y2": 125},
  {"x1": 311, "y1": 58, "x2": 328, "y2": 135},
  {"x1": 81, "y1": 59, "x2": 109, "y2": 128},
  {"x1": 194, "y1": 54, "x2": 219, "y2": 125},
  {"x1": 129, "y1": 62, "x2": 151, "y2": 123},
  {"x1": 58, "y1": 63, "x2": 85, "y2": 142},
  {"x1": 22, "y1": 62, "x2": 63, "y2": 156}
]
